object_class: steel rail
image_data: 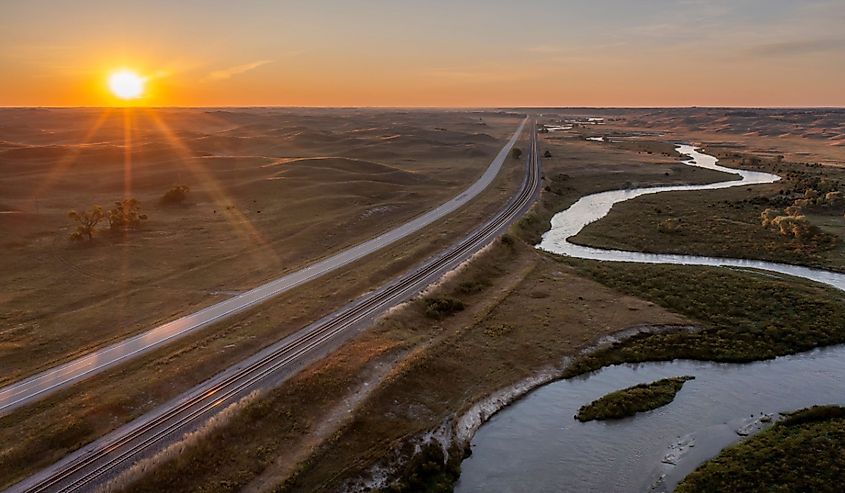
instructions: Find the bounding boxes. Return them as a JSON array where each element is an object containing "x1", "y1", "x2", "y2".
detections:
[{"x1": 7, "y1": 121, "x2": 541, "y2": 493}]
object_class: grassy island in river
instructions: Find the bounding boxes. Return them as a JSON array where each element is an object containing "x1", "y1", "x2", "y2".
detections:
[{"x1": 575, "y1": 376, "x2": 694, "y2": 422}]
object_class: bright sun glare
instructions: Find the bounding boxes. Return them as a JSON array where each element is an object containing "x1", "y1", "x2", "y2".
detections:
[{"x1": 108, "y1": 70, "x2": 145, "y2": 100}]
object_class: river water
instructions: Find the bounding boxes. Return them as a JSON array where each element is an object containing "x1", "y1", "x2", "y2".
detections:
[
  {"x1": 455, "y1": 146, "x2": 845, "y2": 492},
  {"x1": 538, "y1": 145, "x2": 845, "y2": 291},
  {"x1": 456, "y1": 347, "x2": 845, "y2": 493}
]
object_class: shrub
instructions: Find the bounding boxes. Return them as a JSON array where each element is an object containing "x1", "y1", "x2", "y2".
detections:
[
  {"x1": 771, "y1": 214, "x2": 819, "y2": 240},
  {"x1": 543, "y1": 150, "x2": 552, "y2": 158},
  {"x1": 657, "y1": 217, "x2": 682, "y2": 234},
  {"x1": 784, "y1": 205, "x2": 803, "y2": 217},
  {"x1": 423, "y1": 297, "x2": 465, "y2": 320},
  {"x1": 511, "y1": 148, "x2": 522, "y2": 160},
  {"x1": 161, "y1": 185, "x2": 190, "y2": 206},
  {"x1": 825, "y1": 191, "x2": 843, "y2": 207},
  {"x1": 456, "y1": 279, "x2": 490, "y2": 295},
  {"x1": 760, "y1": 208, "x2": 782, "y2": 227}
]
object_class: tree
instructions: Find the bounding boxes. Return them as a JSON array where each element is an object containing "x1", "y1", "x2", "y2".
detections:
[
  {"x1": 68, "y1": 206, "x2": 104, "y2": 241},
  {"x1": 511, "y1": 148, "x2": 522, "y2": 160},
  {"x1": 544, "y1": 150, "x2": 552, "y2": 158},
  {"x1": 107, "y1": 198, "x2": 147, "y2": 233},
  {"x1": 161, "y1": 185, "x2": 190, "y2": 206}
]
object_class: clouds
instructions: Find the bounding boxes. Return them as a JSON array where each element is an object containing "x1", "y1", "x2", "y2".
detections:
[
  {"x1": 206, "y1": 60, "x2": 272, "y2": 81},
  {"x1": 748, "y1": 38, "x2": 845, "y2": 58}
]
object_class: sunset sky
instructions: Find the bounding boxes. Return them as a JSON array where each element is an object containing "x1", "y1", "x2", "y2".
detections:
[{"x1": 2, "y1": 0, "x2": 844, "y2": 107}]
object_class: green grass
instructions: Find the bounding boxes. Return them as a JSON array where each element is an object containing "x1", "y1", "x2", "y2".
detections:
[
  {"x1": 575, "y1": 376, "x2": 694, "y2": 422},
  {"x1": 562, "y1": 260, "x2": 845, "y2": 377},
  {"x1": 676, "y1": 405, "x2": 845, "y2": 492}
]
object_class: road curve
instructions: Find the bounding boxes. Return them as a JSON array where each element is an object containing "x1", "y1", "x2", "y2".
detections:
[
  {"x1": 0, "y1": 118, "x2": 527, "y2": 416},
  {"x1": 6, "y1": 122, "x2": 542, "y2": 493}
]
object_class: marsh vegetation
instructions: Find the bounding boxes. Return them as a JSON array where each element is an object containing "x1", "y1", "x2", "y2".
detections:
[
  {"x1": 677, "y1": 405, "x2": 845, "y2": 492},
  {"x1": 575, "y1": 376, "x2": 694, "y2": 422}
]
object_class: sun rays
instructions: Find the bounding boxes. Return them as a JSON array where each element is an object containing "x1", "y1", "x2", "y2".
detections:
[
  {"x1": 141, "y1": 109, "x2": 279, "y2": 265},
  {"x1": 28, "y1": 105, "x2": 279, "y2": 269}
]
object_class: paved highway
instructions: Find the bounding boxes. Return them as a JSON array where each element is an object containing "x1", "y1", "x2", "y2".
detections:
[
  {"x1": 0, "y1": 118, "x2": 526, "y2": 416},
  {"x1": 6, "y1": 121, "x2": 542, "y2": 493}
]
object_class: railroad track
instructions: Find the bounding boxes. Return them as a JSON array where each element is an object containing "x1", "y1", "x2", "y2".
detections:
[{"x1": 7, "y1": 121, "x2": 542, "y2": 493}]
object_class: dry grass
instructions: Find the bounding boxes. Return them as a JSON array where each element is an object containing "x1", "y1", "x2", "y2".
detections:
[
  {"x1": 115, "y1": 235, "x2": 687, "y2": 492},
  {"x1": 94, "y1": 390, "x2": 263, "y2": 493},
  {"x1": 100, "y1": 126, "x2": 744, "y2": 491},
  {"x1": 536, "y1": 108, "x2": 845, "y2": 164},
  {"x1": 100, "y1": 128, "x2": 734, "y2": 492},
  {"x1": 278, "y1": 243, "x2": 687, "y2": 492},
  {"x1": 0, "y1": 115, "x2": 529, "y2": 489},
  {"x1": 0, "y1": 108, "x2": 520, "y2": 382}
]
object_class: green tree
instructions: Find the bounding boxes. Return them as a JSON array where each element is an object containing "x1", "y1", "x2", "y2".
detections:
[{"x1": 511, "y1": 147, "x2": 523, "y2": 160}]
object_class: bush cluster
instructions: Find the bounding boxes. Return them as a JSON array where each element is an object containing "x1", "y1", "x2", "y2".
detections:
[{"x1": 423, "y1": 297, "x2": 465, "y2": 320}]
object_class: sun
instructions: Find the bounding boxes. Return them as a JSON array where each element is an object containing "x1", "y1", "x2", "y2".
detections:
[{"x1": 108, "y1": 70, "x2": 146, "y2": 100}]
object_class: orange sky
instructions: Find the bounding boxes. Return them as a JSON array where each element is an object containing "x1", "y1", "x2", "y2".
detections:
[{"x1": 2, "y1": 0, "x2": 845, "y2": 107}]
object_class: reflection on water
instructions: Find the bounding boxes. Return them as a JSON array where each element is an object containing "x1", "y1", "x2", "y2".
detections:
[
  {"x1": 456, "y1": 347, "x2": 845, "y2": 493},
  {"x1": 456, "y1": 146, "x2": 845, "y2": 492}
]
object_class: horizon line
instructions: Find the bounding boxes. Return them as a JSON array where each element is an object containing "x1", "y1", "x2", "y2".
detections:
[{"x1": 2, "y1": 105, "x2": 845, "y2": 110}]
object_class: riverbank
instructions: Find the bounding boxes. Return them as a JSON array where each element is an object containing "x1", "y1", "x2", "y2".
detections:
[
  {"x1": 327, "y1": 141, "x2": 845, "y2": 493},
  {"x1": 98, "y1": 125, "x2": 729, "y2": 492},
  {"x1": 676, "y1": 405, "x2": 845, "y2": 492},
  {"x1": 458, "y1": 343, "x2": 845, "y2": 492},
  {"x1": 561, "y1": 259, "x2": 845, "y2": 376},
  {"x1": 571, "y1": 148, "x2": 845, "y2": 274},
  {"x1": 458, "y1": 139, "x2": 845, "y2": 492}
]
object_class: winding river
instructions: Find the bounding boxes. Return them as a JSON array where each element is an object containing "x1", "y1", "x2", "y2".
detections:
[{"x1": 455, "y1": 145, "x2": 845, "y2": 492}]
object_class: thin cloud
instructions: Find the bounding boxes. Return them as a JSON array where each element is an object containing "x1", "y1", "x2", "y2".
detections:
[
  {"x1": 206, "y1": 60, "x2": 272, "y2": 81},
  {"x1": 748, "y1": 38, "x2": 845, "y2": 58}
]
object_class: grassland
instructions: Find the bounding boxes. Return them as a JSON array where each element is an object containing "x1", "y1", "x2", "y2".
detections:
[
  {"x1": 0, "y1": 108, "x2": 521, "y2": 382},
  {"x1": 115, "y1": 126, "x2": 836, "y2": 493},
  {"x1": 121, "y1": 238, "x2": 688, "y2": 493},
  {"x1": 562, "y1": 260, "x2": 845, "y2": 377},
  {"x1": 103, "y1": 133, "x2": 730, "y2": 492},
  {"x1": 0, "y1": 111, "x2": 528, "y2": 489},
  {"x1": 543, "y1": 108, "x2": 845, "y2": 164},
  {"x1": 575, "y1": 376, "x2": 694, "y2": 422},
  {"x1": 677, "y1": 405, "x2": 845, "y2": 493},
  {"x1": 9, "y1": 110, "x2": 845, "y2": 492}
]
